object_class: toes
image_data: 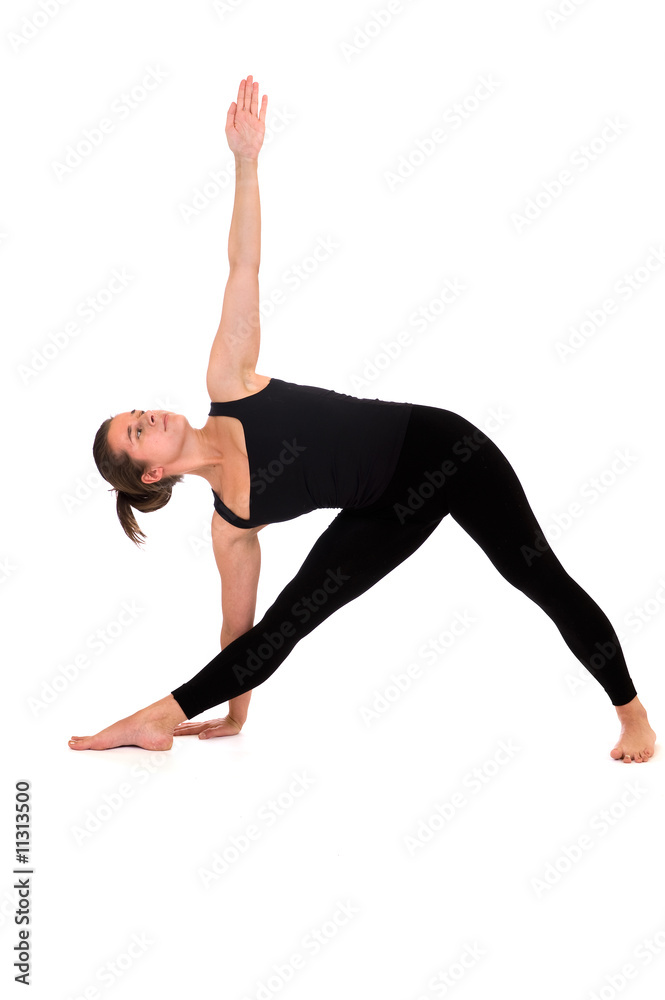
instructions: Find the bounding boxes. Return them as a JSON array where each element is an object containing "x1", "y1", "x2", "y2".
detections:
[
  {"x1": 610, "y1": 747, "x2": 624, "y2": 759},
  {"x1": 623, "y1": 754, "x2": 632, "y2": 762}
]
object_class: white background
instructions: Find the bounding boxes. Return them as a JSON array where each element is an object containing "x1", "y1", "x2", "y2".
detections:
[{"x1": 2, "y1": 1, "x2": 664, "y2": 997}]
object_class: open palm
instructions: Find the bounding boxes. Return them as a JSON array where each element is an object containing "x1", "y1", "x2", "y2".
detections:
[{"x1": 225, "y1": 74, "x2": 268, "y2": 159}]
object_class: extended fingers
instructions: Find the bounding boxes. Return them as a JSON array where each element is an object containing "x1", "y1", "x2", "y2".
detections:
[
  {"x1": 235, "y1": 75, "x2": 266, "y2": 119},
  {"x1": 173, "y1": 719, "x2": 223, "y2": 735},
  {"x1": 236, "y1": 76, "x2": 246, "y2": 109},
  {"x1": 236, "y1": 75, "x2": 254, "y2": 112}
]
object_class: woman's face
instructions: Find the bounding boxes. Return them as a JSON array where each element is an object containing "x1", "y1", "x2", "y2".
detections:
[{"x1": 107, "y1": 408, "x2": 186, "y2": 483}]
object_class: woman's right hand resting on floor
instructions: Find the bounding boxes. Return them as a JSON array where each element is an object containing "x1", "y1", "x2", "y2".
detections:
[{"x1": 173, "y1": 714, "x2": 244, "y2": 739}]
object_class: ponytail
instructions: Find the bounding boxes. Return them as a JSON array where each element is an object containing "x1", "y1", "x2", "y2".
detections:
[{"x1": 93, "y1": 417, "x2": 183, "y2": 548}]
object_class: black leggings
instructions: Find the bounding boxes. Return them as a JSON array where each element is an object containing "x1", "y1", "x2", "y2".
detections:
[{"x1": 171, "y1": 405, "x2": 638, "y2": 718}]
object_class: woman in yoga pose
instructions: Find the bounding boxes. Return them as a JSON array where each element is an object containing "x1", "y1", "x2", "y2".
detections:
[{"x1": 70, "y1": 76, "x2": 656, "y2": 762}]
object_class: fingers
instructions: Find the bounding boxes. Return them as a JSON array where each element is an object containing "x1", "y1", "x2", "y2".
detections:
[
  {"x1": 198, "y1": 724, "x2": 236, "y2": 739},
  {"x1": 237, "y1": 75, "x2": 253, "y2": 113},
  {"x1": 234, "y1": 75, "x2": 266, "y2": 119},
  {"x1": 236, "y1": 76, "x2": 246, "y2": 109},
  {"x1": 173, "y1": 718, "x2": 225, "y2": 735}
]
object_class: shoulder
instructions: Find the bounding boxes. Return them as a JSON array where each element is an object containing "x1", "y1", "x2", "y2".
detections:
[
  {"x1": 206, "y1": 370, "x2": 272, "y2": 403},
  {"x1": 211, "y1": 510, "x2": 267, "y2": 543}
]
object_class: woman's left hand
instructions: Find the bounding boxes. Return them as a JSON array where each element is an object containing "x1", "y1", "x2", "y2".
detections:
[{"x1": 225, "y1": 75, "x2": 268, "y2": 160}]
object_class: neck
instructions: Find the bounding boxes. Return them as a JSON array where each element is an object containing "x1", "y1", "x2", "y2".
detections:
[{"x1": 169, "y1": 422, "x2": 228, "y2": 486}]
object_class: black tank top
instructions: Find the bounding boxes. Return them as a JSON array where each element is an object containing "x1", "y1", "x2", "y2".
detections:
[{"x1": 209, "y1": 377, "x2": 413, "y2": 528}]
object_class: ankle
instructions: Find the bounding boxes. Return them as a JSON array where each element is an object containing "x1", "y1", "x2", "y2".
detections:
[
  {"x1": 615, "y1": 695, "x2": 646, "y2": 721},
  {"x1": 145, "y1": 694, "x2": 187, "y2": 725}
]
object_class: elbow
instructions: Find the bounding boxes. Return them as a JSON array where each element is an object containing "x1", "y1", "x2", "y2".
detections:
[{"x1": 228, "y1": 257, "x2": 260, "y2": 272}]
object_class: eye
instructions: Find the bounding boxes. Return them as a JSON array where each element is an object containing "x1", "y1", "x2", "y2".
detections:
[{"x1": 136, "y1": 425, "x2": 142, "y2": 439}]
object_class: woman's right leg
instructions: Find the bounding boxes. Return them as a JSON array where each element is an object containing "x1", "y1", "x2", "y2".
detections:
[{"x1": 170, "y1": 502, "x2": 446, "y2": 719}]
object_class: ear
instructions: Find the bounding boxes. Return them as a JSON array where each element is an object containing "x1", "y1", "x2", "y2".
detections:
[{"x1": 141, "y1": 467, "x2": 164, "y2": 485}]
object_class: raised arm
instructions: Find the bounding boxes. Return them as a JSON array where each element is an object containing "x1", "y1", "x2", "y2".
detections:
[{"x1": 206, "y1": 76, "x2": 268, "y2": 399}]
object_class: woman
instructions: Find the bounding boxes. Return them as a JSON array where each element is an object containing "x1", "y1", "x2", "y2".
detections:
[{"x1": 70, "y1": 76, "x2": 656, "y2": 763}]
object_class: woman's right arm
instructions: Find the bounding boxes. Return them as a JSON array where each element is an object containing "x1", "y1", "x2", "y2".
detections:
[
  {"x1": 174, "y1": 519, "x2": 262, "y2": 739},
  {"x1": 215, "y1": 520, "x2": 262, "y2": 721}
]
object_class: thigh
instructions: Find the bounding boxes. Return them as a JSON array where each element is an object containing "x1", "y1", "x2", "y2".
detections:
[
  {"x1": 372, "y1": 402, "x2": 563, "y2": 588},
  {"x1": 444, "y1": 424, "x2": 567, "y2": 588},
  {"x1": 261, "y1": 501, "x2": 446, "y2": 641}
]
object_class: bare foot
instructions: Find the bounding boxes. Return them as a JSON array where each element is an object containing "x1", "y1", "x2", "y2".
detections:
[
  {"x1": 610, "y1": 696, "x2": 657, "y2": 763},
  {"x1": 68, "y1": 695, "x2": 187, "y2": 751}
]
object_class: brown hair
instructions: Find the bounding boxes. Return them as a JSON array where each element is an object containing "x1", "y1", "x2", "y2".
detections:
[{"x1": 93, "y1": 417, "x2": 184, "y2": 548}]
